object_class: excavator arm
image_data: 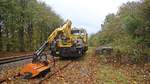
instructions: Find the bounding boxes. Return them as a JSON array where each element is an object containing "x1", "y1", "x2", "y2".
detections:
[
  {"x1": 32, "y1": 20, "x2": 72, "y2": 62},
  {"x1": 47, "y1": 19, "x2": 72, "y2": 44}
]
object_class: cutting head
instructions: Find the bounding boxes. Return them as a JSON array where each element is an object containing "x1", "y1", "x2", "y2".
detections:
[
  {"x1": 20, "y1": 62, "x2": 50, "y2": 78},
  {"x1": 20, "y1": 54, "x2": 50, "y2": 78}
]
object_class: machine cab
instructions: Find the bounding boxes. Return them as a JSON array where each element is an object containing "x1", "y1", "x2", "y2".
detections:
[{"x1": 71, "y1": 28, "x2": 87, "y2": 43}]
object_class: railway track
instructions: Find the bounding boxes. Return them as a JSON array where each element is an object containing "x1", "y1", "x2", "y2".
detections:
[
  {"x1": 0, "y1": 56, "x2": 74, "y2": 84},
  {"x1": 0, "y1": 54, "x2": 33, "y2": 65},
  {"x1": 38, "y1": 60, "x2": 73, "y2": 84}
]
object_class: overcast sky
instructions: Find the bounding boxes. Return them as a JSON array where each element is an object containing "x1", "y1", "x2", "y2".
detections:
[{"x1": 40, "y1": 0, "x2": 139, "y2": 35}]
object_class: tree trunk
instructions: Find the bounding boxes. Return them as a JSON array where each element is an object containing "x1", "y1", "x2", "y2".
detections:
[
  {"x1": 6, "y1": 27, "x2": 10, "y2": 51},
  {"x1": 18, "y1": 0, "x2": 26, "y2": 52},
  {"x1": 18, "y1": 27, "x2": 25, "y2": 51},
  {"x1": 28, "y1": 21, "x2": 33, "y2": 50},
  {"x1": 18, "y1": 11, "x2": 25, "y2": 51},
  {"x1": 0, "y1": 21, "x2": 2, "y2": 51}
]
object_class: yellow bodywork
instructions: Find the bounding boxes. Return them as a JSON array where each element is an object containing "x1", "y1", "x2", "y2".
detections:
[
  {"x1": 47, "y1": 19, "x2": 88, "y2": 48},
  {"x1": 47, "y1": 19, "x2": 73, "y2": 47}
]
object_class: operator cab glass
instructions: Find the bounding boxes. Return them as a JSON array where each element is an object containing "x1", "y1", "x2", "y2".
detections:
[{"x1": 71, "y1": 30, "x2": 80, "y2": 35}]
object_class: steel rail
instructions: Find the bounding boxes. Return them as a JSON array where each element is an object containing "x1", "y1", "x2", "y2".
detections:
[
  {"x1": 0, "y1": 54, "x2": 33, "y2": 65},
  {"x1": 0, "y1": 57, "x2": 74, "y2": 84},
  {"x1": 38, "y1": 60, "x2": 73, "y2": 84}
]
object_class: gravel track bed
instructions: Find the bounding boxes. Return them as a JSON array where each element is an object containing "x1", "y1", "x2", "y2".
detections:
[
  {"x1": 0, "y1": 58, "x2": 32, "y2": 81},
  {"x1": 0, "y1": 55, "x2": 75, "y2": 84}
]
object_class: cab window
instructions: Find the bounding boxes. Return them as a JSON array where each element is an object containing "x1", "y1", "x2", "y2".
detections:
[{"x1": 71, "y1": 30, "x2": 80, "y2": 35}]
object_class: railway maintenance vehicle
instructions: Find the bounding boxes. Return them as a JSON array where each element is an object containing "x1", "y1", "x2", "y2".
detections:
[{"x1": 19, "y1": 20, "x2": 88, "y2": 78}]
